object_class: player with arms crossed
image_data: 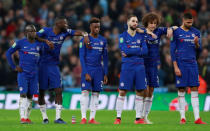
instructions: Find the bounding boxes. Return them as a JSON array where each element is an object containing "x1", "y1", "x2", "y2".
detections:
[
  {"x1": 139, "y1": 12, "x2": 173, "y2": 124},
  {"x1": 37, "y1": 16, "x2": 89, "y2": 124},
  {"x1": 114, "y1": 15, "x2": 148, "y2": 124},
  {"x1": 170, "y1": 12, "x2": 206, "y2": 124},
  {"x1": 79, "y1": 17, "x2": 108, "y2": 124},
  {"x1": 6, "y1": 25, "x2": 45, "y2": 124}
]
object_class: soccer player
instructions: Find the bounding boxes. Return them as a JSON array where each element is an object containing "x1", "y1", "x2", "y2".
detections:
[
  {"x1": 6, "y1": 25, "x2": 44, "y2": 124},
  {"x1": 114, "y1": 15, "x2": 148, "y2": 124},
  {"x1": 139, "y1": 12, "x2": 173, "y2": 124},
  {"x1": 170, "y1": 12, "x2": 206, "y2": 124},
  {"x1": 79, "y1": 17, "x2": 108, "y2": 124},
  {"x1": 37, "y1": 16, "x2": 89, "y2": 124}
]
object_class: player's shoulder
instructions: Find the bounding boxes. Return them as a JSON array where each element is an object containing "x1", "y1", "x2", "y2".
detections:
[
  {"x1": 98, "y1": 35, "x2": 106, "y2": 41},
  {"x1": 119, "y1": 31, "x2": 127, "y2": 37},
  {"x1": 39, "y1": 27, "x2": 51, "y2": 33},
  {"x1": 190, "y1": 27, "x2": 200, "y2": 34},
  {"x1": 17, "y1": 38, "x2": 27, "y2": 44}
]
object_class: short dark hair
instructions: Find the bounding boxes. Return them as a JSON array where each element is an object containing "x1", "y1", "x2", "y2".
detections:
[
  {"x1": 89, "y1": 17, "x2": 100, "y2": 25},
  {"x1": 142, "y1": 12, "x2": 161, "y2": 27},
  {"x1": 183, "y1": 12, "x2": 193, "y2": 19},
  {"x1": 24, "y1": 24, "x2": 36, "y2": 32},
  {"x1": 127, "y1": 14, "x2": 137, "y2": 21},
  {"x1": 55, "y1": 16, "x2": 66, "y2": 22}
]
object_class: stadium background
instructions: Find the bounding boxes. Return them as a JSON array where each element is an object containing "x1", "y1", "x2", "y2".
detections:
[{"x1": 0, "y1": 0, "x2": 210, "y2": 111}]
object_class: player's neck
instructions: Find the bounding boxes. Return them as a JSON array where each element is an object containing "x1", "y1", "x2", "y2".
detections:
[
  {"x1": 53, "y1": 26, "x2": 60, "y2": 35},
  {"x1": 127, "y1": 28, "x2": 136, "y2": 36},
  {"x1": 180, "y1": 25, "x2": 189, "y2": 31},
  {"x1": 90, "y1": 32, "x2": 98, "y2": 38},
  {"x1": 27, "y1": 38, "x2": 35, "y2": 43},
  {"x1": 146, "y1": 28, "x2": 154, "y2": 33}
]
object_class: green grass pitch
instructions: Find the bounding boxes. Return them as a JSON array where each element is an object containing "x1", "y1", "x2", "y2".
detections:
[{"x1": 0, "y1": 110, "x2": 209, "y2": 131}]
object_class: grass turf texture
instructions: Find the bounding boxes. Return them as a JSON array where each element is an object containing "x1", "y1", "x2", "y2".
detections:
[{"x1": 0, "y1": 110, "x2": 209, "y2": 131}]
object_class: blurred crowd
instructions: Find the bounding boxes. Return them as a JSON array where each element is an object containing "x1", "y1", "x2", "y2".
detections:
[{"x1": 0, "y1": 0, "x2": 209, "y2": 91}]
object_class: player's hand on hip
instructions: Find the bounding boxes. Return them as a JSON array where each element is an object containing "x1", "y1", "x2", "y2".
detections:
[
  {"x1": 45, "y1": 40, "x2": 54, "y2": 49},
  {"x1": 103, "y1": 75, "x2": 108, "y2": 85},
  {"x1": 15, "y1": 66, "x2": 23, "y2": 72},
  {"x1": 85, "y1": 74, "x2": 92, "y2": 82},
  {"x1": 174, "y1": 67, "x2": 182, "y2": 77}
]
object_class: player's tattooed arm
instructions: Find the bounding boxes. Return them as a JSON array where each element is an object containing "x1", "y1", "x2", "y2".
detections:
[
  {"x1": 35, "y1": 36, "x2": 54, "y2": 49},
  {"x1": 74, "y1": 31, "x2": 90, "y2": 45}
]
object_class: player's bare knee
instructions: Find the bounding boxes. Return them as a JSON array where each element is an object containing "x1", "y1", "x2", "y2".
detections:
[
  {"x1": 136, "y1": 90, "x2": 144, "y2": 96},
  {"x1": 148, "y1": 87, "x2": 154, "y2": 97},
  {"x1": 190, "y1": 86, "x2": 198, "y2": 91},
  {"x1": 119, "y1": 90, "x2": 127, "y2": 96},
  {"x1": 178, "y1": 87, "x2": 185, "y2": 92},
  {"x1": 20, "y1": 94, "x2": 26, "y2": 98}
]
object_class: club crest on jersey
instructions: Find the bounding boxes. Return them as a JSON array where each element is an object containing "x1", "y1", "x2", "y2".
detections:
[
  {"x1": 60, "y1": 36, "x2": 63, "y2": 40},
  {"x1": 39, "y1": 29, "x2": 44, "y2": 33},
  {"x1": 192, "y1": 34, "x2": 195, "y2": 37},
  {"x1": 137, "y1": 39, "x2": 140, "y2": 43},
  {"x1": 36, "y1": 46, "x2": 40, "y2": 51},
  {"x1": 100, "y1": 41, "x2": 103, "y2": 45}
]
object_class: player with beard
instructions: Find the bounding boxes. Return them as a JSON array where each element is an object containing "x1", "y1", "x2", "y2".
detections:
[
  {"x1": 114, "y1": 15, "x2": 148, "y2": 124},
  {"x1": 37, "y1": 16, "x2": 89, "y2": 124},
  {"x1": 170, "y1": 12, "x2": 206, "y2": 124}
]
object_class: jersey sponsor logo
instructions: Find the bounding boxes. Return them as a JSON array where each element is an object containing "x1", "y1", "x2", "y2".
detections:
[
  {"x1": 147, "y1": 40, "x2": 158, "y2": 45},
  {"x1": 39, "y1": 29, "x2": 44, "y2": 33},
  {"x1": 12, "y1": 42, "x2": 16, "y2": 48},
  {"x1": 120, "y1": 37, "x2": 123, "y2": 43},
  {"x1": 92, "y1": 46, "x2": 103, "y2": 50},
  {"x1": 79, "y1": 42, "x2": 83, "y2": 48}
]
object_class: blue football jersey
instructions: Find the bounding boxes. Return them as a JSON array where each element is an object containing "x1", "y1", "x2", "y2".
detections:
[
  {"x1": 119, "y1": 31, "x2": 148, "y2": 64},
  {"x1": 37, "y1": 27, "x2": 75, "y2": 65},
  {"x1": 170, "y1": 27, "x2": 201, "y2": 62},
  {"x1": 79, "y1": 35, "x2": 108, "y2": 75},
  {"x1": 6, "y1": 38, "x2": 43, "y2": 73},
  {"x1": 143, "y1": 27, "x2": 167, "y2": 65}
]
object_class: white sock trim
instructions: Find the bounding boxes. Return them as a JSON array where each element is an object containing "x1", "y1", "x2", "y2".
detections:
[
  {"x1": 191, "y1": 91, "x2": 200, "y2": 120},
  {"x1": 135, "y1": 95, "x2": 144, "y2": 118},
  {"x1": 116, "y1": 95, "x2": 125, "y2": 118},
  {"x1": 90, "y1": 92, "x2": 99, "y2": 120},
  {"x1": 80, "y1": 90, "x2": 89, "y2": 119},
  {"x1": 39, "y1": 104, "x2": 48, "y2": 120},
  {"x1": 178, "y1": 91, "x2": 186, "y2": 119}
]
